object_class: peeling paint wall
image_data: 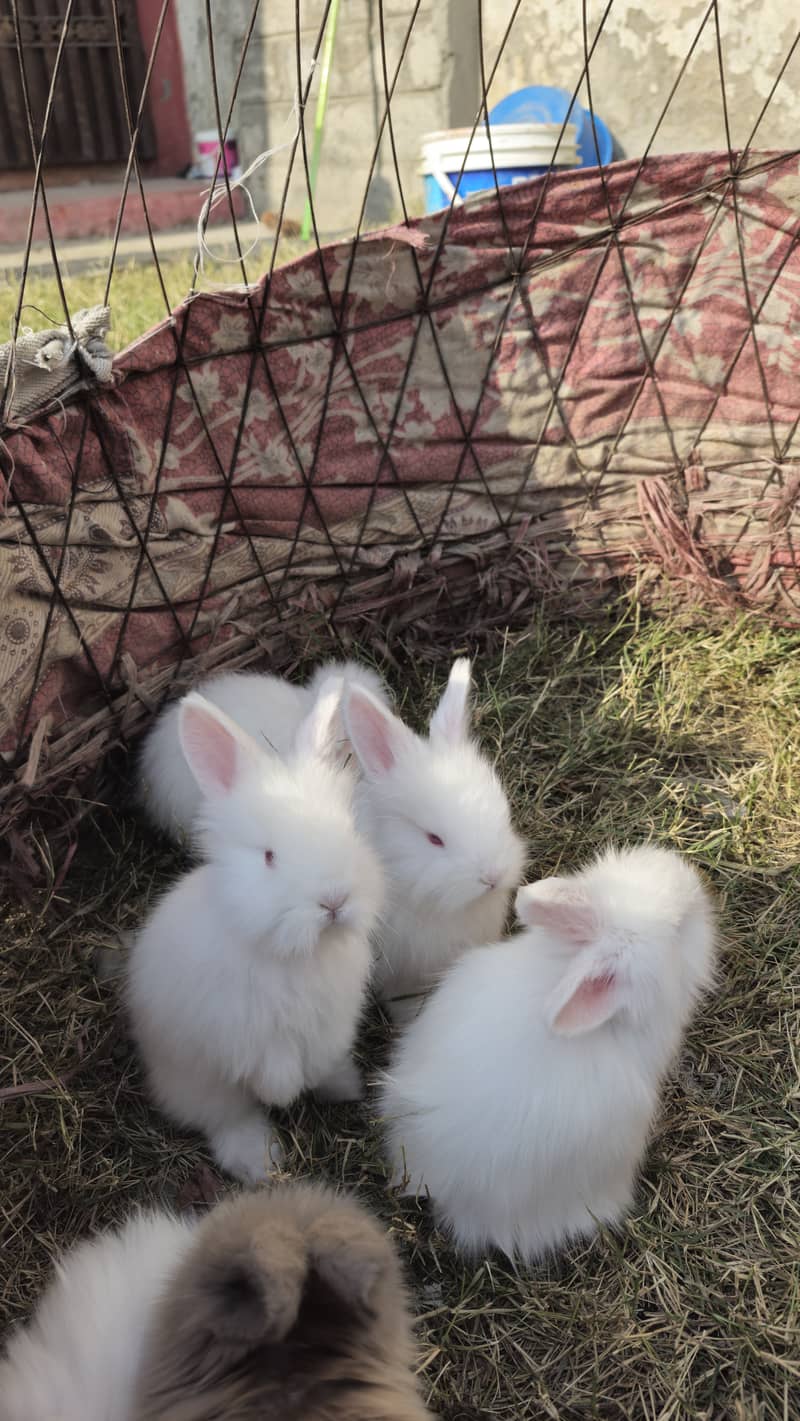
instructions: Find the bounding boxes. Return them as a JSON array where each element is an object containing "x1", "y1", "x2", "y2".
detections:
[
  {"x1": 483, "y1": 0, "x2": 800, "y2": 158},
  {"x1": 173, "y1": 1, "x2": 799, "y2": 235}
]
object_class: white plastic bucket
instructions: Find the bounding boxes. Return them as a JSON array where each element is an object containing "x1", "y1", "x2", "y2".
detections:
[{"x1": 420, "y1": 121, "x2": 579, "y2": 210}]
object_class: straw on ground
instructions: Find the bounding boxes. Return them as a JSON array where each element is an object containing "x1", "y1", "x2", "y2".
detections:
[{"x1": 1, "y1": 600, "x2": 798, "y2": 1420}]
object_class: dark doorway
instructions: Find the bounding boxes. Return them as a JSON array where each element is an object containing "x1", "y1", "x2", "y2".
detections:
[{"x1": 0, "y1": 0, "x2": 155, "y2": 170}]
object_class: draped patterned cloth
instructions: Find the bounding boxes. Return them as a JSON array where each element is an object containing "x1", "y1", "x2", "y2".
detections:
[{"x1": 2, "y1": 150, "x2": 799, "y2": 824}]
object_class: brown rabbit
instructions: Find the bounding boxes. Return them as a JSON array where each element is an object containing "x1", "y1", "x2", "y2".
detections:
[{"x1": 133, "y1": 1185, "x2": 433, "y2": 1421}]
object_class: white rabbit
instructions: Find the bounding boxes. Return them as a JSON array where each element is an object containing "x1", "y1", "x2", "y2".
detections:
[
  {"x1": 140, "y1": 656, "x2": 522, "y2": 1023},
  {"x1": 341, "y1": 659, "x2": 525, "y2": 1019},
  {"x1": 381, "y1": 843, "x2": 717, "y2": 1262},
  {"x1": 0, "y1": 1186, "x2": 431, "y2": 1421},
  {"x1": 0, "y1": 1209, "x2": 195, "y2": 1421},
  {"x1": 139, "y1": 660, "x2": 388, "y2": 840},
  {"x1": 127, "y1": 688, "x2": 384, "y2": 1183}
]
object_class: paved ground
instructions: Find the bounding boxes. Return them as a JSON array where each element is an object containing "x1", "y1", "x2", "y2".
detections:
[{"x1": 0, "y1": 221, "x2": 269, "y2": 275}]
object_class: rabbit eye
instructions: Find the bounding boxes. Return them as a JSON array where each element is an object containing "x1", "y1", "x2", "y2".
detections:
[
  {"x1": 427, "y1": 832, "x2": 445, "y2": 847},
  {"x1": 264, "y1": 850, "x2": 275, "y2": 866}
]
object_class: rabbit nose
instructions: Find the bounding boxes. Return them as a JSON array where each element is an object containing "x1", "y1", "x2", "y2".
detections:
[
  {"x1": 320, "y1": 892, "x2": 348, "y2": 920},
  {"x1": 481, "y1": 873, "x2": 499, "y2": 892}
]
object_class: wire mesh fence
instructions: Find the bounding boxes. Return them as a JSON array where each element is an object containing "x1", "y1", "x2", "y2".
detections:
[{"x1": 1, "y1": 0, "x2": 800, "y2": 871}]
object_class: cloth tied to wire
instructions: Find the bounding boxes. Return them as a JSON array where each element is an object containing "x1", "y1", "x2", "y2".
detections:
[{"x1": 0, "y1": 305, "x2": 113, "y2": 426}]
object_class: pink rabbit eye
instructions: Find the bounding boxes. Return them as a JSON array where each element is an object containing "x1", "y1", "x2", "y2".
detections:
[
  {"x1": 264, "y1": 850, "x2": 275, "y2": 866},
  {"x1": 427, "y1": 832, "x2": 445, "y2": 847}
]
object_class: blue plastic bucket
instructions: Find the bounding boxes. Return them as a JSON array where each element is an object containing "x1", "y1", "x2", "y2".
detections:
[
  {"x1": 489, "y1": 85, "x2": 623, "y2": 169},
  {"x1": 420, "y1": 121, "x2": 579, "y2": 213}
]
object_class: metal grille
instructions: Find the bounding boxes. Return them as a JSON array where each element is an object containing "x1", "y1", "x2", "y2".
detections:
[
  {"x1": 0, "y1": 0, "x2": 155, "y2": 168},
  {"x1": 1, "y1": 7, "x2": 800, "y2": 1419}
]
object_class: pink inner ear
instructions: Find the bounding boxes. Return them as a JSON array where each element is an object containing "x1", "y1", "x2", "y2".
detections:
[
  {"x1": 182, "y1": 704, "x2": 238, "y2": 793},
  {"x1": 552, "y1": 972, "x2": 617, "y2": 1035},
  {"x1": 519, "y1": 893, "x2": 596, "y2": 946},
  {"x1": 346, "y1": 694, "x2": 397, "y2": 774}
]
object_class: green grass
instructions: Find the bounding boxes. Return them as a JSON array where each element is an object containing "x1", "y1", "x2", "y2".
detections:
[
  {"x1": 0, "y1": 237, "x2": 311, "y2": 352},
  {"x1": 1, "y1": 601, "x2": 799, "y2": 1419},
  {"x1": 1, "y1": 257, "x2": 189, "y2": 350}
]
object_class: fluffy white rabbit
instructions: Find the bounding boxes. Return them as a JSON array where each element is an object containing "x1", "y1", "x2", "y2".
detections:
[
  {"x1": 341, "y1": 659, "x2": 525, "y2": 1019},
  {"x1": 139, "y1": 660, "x2": 388, "y2": 839},
  {"x1": 381, "y1": 843, "x2": 717, "y2": 1261},
  {"x1": 127, "y1": 688, "x2": 384, "y2": 1182},
  {"x1": 0, "y1": 1209, "x2": 195, "y2": 1421},
  {"x1": 0, "y1": 1186, "x2": 431, "y2": 1421}
]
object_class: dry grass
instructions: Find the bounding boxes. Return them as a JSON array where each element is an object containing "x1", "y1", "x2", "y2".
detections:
[{"x1": 1, "y1": 600, "x2": 799, "y2": 1420}]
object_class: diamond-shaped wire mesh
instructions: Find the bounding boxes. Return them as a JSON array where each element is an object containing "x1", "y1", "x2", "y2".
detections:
[{"x1": 1, "y1": 1, "x2": 800, "y2": 866}]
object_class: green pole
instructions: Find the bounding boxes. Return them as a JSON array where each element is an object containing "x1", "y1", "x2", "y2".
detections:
[{"x1": 300, "y1": 0, "x2": 342, "y2": 242}]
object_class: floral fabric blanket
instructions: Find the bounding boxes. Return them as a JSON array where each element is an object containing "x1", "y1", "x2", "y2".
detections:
[{"x1": 1, "y1": 150, "x2": 799, "y2": 811}]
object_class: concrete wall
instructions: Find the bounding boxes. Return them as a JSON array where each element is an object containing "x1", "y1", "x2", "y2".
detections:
[
  {"x1": 482, "y1": 0, "x2": 800, "y2": 159},
  {"x1": 174, "y1": 0, "x2": 248, "y2": 159},
  {"x1": 174, "y1": 0, "x2": 799, "y2": 235},
  {"x1": 174, "y1": 0, "x2": 478, "y2": 233}
]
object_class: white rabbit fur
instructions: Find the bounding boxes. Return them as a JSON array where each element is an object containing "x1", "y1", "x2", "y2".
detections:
[
  {"x1": 342, "y1": 660, "x2": 525, "y2": 1018},
  {"x1": 127, "y1": 689, "x2": 384, "y2": 1183},
  {"x1": 0, "y1": 1185, "x2": 430, "y2": 1421},
  {"x1": 381, "y1": 843, "x2": 716, "y2": 1261},
  {"x1": 139, "y1": 660, "x2": 388, "y2": 840},
  {"x1": 0, "y1": 1209, "x2": 194, "y2": 1421}
]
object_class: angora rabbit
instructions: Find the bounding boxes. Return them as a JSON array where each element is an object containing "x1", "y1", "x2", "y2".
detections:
[
  {"x1": 0, "y1": 1210, "x2": 193, "y2": 1421},
  {"x1": 381, "y1": 843, "x2": 716, "y2": 1261},
  {"x1": 0, "y1": 1187, "x2": 432, "y2": 1421},
  {"x1": 342, "y1": 659, "x2": 525, "y2": 1018},
  {"x1": 127, "y1": 689, "x2": 383, "y2": 1181},
  {"x1": 139, "y1": 660, "x2": 388, "y2": 839}
]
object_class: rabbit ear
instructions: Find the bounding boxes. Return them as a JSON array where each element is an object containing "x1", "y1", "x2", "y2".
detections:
[
  {"x1": 178, "y1": 692, "x2": 261, "y2": 798},
  {"x1": 342, "y1": 686, "x2": 413, "y2": 778},
  {"x1": 308, "y1": 1213, "x2": 388, "y2": 1314},
  {"x1": 515, "y1": 877, "x2": 597, "y2": 946},
  {"x1": 294, "y1": 687, "x2": 342, "y2": 762},
  {"x1": 134, "y1": 1221, "x2": 307, "y2": 1416},
  {"x1": 198, "y1": 1253, "x2": 288, "y2": 1347},
  {"x1": 546, "y1": 952, "x2": 622, "y2": 1037},
  {"x1": 429, "y1": 658, "x2": 472, "y2": 745},
  {"x1": 175, "y1": 1229, "x2": 307, "y2": 1352}
]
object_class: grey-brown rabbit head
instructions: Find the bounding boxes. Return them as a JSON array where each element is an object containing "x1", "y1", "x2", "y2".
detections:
[{"x1": 133, "y1": 1184, "x2": 433, "y2": 1420}]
